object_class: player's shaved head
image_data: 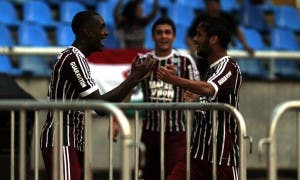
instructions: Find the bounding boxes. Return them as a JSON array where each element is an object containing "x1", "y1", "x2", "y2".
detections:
[{"x1": 71, "y1": 11, "x2": 101, "y2": 37}]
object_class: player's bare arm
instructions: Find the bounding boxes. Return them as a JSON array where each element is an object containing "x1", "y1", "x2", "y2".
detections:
[
  {"x1": 86, "y1": 56, "x2": 156, "y2": 102},
  {"x1": 157, "y1": 66, "x2": 215, "y2": 97}
]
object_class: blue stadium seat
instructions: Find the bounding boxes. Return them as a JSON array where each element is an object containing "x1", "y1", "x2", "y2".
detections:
[
  {"x1": 105, "y1": 24, "x2": 121, "y2": 49},
  {"x1": 145, "y1": 0, "x2": 171, "y2": 8},
  {"x1": 168, "y1": 3, "x2": 194, "y2": 28},
  {"x1": 0, "y1": 24, "x2": 23, "y2": 75},
  {"x1": 239, "y1": 2, "x2": 269, "y2": 32},
  {"x1": 270, "y1": 28, "x2": 300, "y2": 50},
  {"x1": 236, "y1": 59, "x2": 269, "y2": 79},
  {"x1": 274, "y1": 5, "x2": 300, "y2": 32},
  {"x1": 96, "y1": 1, "x2": 116, "y2": 26},
  {"x1": 220, "y1": 0, "x2": 240, "y2": 12},
  {"x1": 235, "y1": 26, "x2": 269, "y2": 79},
  {"x1": 60, "y1": 1, "x2": 86, "y2": 24},
  {"x1": 173, "y1": 25, "x2": 188, "y2": 49},
  {"x1": 144, "y1": 26, "x2": 154, "y2": 49},
  {"x1": 18, "y1": 23, "x2": 52, "y2": 76},
  {"x1": 176, "y1": 0, "x2": 205, "y2": 10},
  {"x1": 23, "y1": 1, "x2": 58, "y2": 28},
  {"x1": 56, "y1": 23, "x2": 75, "y2": 46},
  {"x1": 0, "y1": 1, "x2": 21, "y2": 27},
  {"x1": 270, "y1": 27, "x2": 300, "y2": 79},
  {"x1": 235, "y1": 26, "x2": 268, "y2": 50}
]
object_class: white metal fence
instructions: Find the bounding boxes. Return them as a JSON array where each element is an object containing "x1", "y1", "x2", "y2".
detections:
[
  {"x1": 259, "y1": 100, "x2": 300, "y2": 180},
  {"x1": 0, "y1": 100, "x2": 251, "y2": 180}
]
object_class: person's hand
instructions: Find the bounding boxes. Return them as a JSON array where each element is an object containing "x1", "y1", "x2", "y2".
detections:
[
  {"x1": 129, "y1": 55, "x2": 157, "y2": 81},
  {"x1": 108, "y1": 117, "x2": 120, "y2": 142},
  {"x1": 184, "y1": 91, "x2": 199, "y2": 102},
  {"x1": 156, "y1": 66, "x2": 178, "y2": 84},
  {"x1": 245, "y1": 46, "x2": 254, "y2": 57}
]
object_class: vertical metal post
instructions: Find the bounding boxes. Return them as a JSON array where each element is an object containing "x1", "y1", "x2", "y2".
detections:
[
  {"x1": 52, "y1": 110, "x2": 63, "y2": 180},
  {"x1": 297, "y1": 111, "x2": 300, "y2": 180},
  {"x1": 84, "y1": 110, "x2": 93, "y2": 180},
  {"x1": 19, "y1": 110, "x2": 26, "y2": 180},
  {"x1": 34, "y1": 111, "x2": 39, "y2": 180},
  {"x1": 269, "y1": 130, "x2": 277, "y2": 180},
  {"x1": 109, "y1": 115, "x2": 113, "y2": 180},
  {"x1": 212, "y1": 110, "x2": 217, "y2": 180},
  {"x1": 186, "y1": 110, "x2": 192, "y2": 180},
  {"x1": 160, "y1": 110, "x2": 165, "y2": 180},
  {"x1": 10, "y1": 111, "x2": 15, "y2": 180},
  {"x1": 135, "y1": 111, "x2": 140, "y2": 180}
]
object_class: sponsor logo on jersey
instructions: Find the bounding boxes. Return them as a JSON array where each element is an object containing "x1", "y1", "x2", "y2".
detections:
[
  {"x1": 149, "y1": 80, "x2": 174, "y2": 101},
  {"x1": 218, "y1": 71, "x2": 232, "y2": 85},
  {"x1": 70, "y1": 61, "x2": 87, "y2": 88}
]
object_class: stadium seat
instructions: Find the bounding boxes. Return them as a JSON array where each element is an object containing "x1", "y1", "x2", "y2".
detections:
[
  {"x1": 0, "y1": 24, "x2": 23, "y2": 75},
  {"x1": 176, "y1": 0, "x2": 205, "y2": 10},
  {"x1": 235, "y1": 26, "x2": 268, "y2": 50},
  {"x1": 56, "y1": 23, "x2": 75, "y2": 46},
  {"x1": 18, "y1": 23, "x2": 52, "y2": 76},
  {"x1": 235, "y1": 26, "x2": 269, "y2": 79},
  {"x1": 220, "y1": 0, "x2": 240, "y2": 12},
  {"x1": 96, "y1": 1, "x2": 116, "y2": 26},
  {"x1": 60, "y1": 1, "x2": 86, "y2": 24},
  {"x1": 105, "y1": 24, "x2": 121, "y2": 49},
  {"x1": 236, "y1": 59, "x2": 269, "y2": 79},
  {"x1": 23, "y1": 1, "x2": 58, "y2": 28},
  {"x1": 269, "y1": 27, "x2": 300, "y2": 79},
  {"x1": 239, "y1": 2, "x2": 269, "y2": 33},
  {"x1": 144, "y1": 0, "x2": 171, "y2": 8},
  {"x1": 274, "y1": 5, "x2": 300, "y2": 32},
  {"x1": 144, "y1": 26, "x2": 154, "y2": 49},
  {"x1": 173, "y1": 25, "x2": 188, "y2": 49},
  {"x1": 0, "y1": 1, "x2": 21, "y2": 27},
  {"x1": 168, "y1": 3, "x2": 194, "y2": 28},
  {"x1": 270, "y1": 28, "x2": 300, "y2": 51}
]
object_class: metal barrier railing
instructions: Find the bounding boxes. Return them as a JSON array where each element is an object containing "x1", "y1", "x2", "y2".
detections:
[
  {"x1": 258, "y1": 100, "x2": 300, "y2": 180},
  {"x1": 0, "y1": 100, "x2": 133, "y2": 180},
  {"x1": 2, "y1": 100, "x2": 251, "y2": 180},
  {"x1": 117, "y1": 102, "x2": 252, "y2": 180}
]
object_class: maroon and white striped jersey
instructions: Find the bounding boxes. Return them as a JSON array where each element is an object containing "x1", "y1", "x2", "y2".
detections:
[
  {"x1": 191, "y1": 56, "x2": 242, "y2": 166},
  {"x1": 139, "y1": 49, "x2": 199, "y2": 132},
  {"x1": 40, "y1": 46, "x2": 99, "y2": 151}
]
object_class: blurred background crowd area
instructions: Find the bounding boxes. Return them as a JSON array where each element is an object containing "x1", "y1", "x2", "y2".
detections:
[{"x1": 0, "y1": 0, "x2": 299, "y2": 80}]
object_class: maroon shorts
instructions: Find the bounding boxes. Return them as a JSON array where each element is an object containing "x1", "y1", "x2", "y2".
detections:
[
  {"x1": 139, "y1": 130, "x2": 186, "y2": 180},
  {"x1": 41, "y1": 146, "x2": 85, "y2": 180},
  {"x1": 168, "y1": 158, "x2": 239, "y2": 180}
]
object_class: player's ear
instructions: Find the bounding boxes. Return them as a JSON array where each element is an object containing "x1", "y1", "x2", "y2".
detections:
[{"x1": 209, "y1": 35, "x2": 218, "y2": 45}]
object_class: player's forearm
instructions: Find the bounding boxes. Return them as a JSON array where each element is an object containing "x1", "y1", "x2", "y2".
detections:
[
  {"x1": 174, "y1": 77, "x2": 215, "y2": 97},
  {"x1": 101, "y1": 76, "x2": 139, "y2": 102}
]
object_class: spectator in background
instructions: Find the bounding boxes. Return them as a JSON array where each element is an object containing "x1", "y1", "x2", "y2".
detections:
[
  {"x1": 186, "y1": 0, "x2": 254, "y2": 76},
  {"x1": 113, "y1": 0, "x2": 159, "y2": 49}
]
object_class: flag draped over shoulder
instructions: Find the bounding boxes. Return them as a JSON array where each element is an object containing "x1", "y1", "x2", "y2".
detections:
[{"x1": 88, "y1": 49, "x2": 149, "y2": 101}]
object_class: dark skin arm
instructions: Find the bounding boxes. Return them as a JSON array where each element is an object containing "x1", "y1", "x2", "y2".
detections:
[
  {"x1": 84, "y1": 56, "x2": 156, "y2": 101},
  {"x1": 157, "y1": 64, "x2": 215, "y2": 97}
]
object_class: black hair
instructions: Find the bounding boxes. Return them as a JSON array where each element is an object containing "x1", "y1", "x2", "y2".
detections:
[
  {"x1": 71, "y1": 11, "x2": 100, "y2": 36},
  {"x1": 204, "y1": 0, "x2": 220, "y2": 3},
  {"x1": 121, "y1": 0, "x2": 141, "y2": 26},
  {"x1": 151, "y1": 17, "x2": 176, "y2": 36},
  {"x1": 199, "y1": 16, "x2": 231, "y2": 49}
]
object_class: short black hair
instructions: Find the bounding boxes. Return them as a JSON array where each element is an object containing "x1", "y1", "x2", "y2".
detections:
[
  {"x1": 151, "y1": 17, "x2": 176, "y2": 35},
  {"x1": 199, "y1": 16, "x2": 231, "y2": 49},
  {"x1": 71, "y1": 11, "x2": 100, "y2": 36},
  {"x1": 204, "y1": 0, "x2": 220, "y2": 3}
]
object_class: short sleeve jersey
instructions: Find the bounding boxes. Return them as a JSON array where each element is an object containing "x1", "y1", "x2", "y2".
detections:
[
  {"x1": 191, "y1": 56, "x2": 242, "y2": 166},
  {"x1": 139, "y1": 49, "x2": 200, "y2": 132},
  {"x1": 40, "y1": 46, "x2": 99, "y2": 151}
]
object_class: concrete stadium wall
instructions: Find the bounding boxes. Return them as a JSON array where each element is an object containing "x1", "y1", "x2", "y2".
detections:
[{"x1": 15, "y1": 77, "x2": 300, "y2": 170}]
